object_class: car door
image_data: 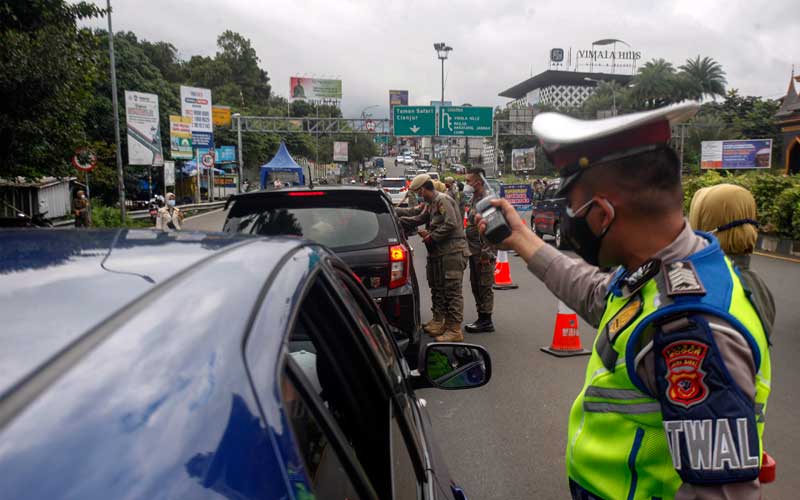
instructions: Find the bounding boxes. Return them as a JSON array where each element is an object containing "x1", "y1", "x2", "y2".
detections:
[{"x1": 325, "y1": 261, "x2": 433, "y2": 499}]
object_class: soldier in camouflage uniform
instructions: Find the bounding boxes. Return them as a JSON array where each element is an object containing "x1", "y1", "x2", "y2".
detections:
[
  {"x1": 397, "y1": 174, "x2": 468, "y2": 341},
  {"x1": 396, "y1": 175, "x2": 443, "y2": 334},
  {"x1": 463, "y1": 167, "x2": 496, "y2": 333}
]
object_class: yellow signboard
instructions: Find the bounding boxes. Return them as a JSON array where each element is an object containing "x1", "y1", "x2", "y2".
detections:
[{"x1": 212, "y1": 105, "x2": 232, "y2": 127}]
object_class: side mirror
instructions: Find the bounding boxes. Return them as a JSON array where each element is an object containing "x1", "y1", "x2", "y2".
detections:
[{"x1": 423, "y1": 343, "x2": 491, "y2": 390}]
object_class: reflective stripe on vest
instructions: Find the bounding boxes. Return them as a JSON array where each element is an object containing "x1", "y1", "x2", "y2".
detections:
[{"x1": 566, "y1": 233, "x2": 771, "y2": 500}]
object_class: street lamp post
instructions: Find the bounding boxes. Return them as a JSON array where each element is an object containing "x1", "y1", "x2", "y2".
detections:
[
  {"x1": 433, "y1": 43, "x2": 453, "y2": 103},
  {"x1": 434, "y1": 43, "x2": 452, "y2": 168},
  {"x1": 232, "y1": 113, "x2": 243, "y2": 192}
]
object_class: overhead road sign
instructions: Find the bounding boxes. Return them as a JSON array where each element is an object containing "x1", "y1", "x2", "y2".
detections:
[
  {"x1": 393, "y1": 106, "x2": 436, "y2": 136},
  {"x1": 439, "y1": 106, "x2": 494, "y2": 137}
]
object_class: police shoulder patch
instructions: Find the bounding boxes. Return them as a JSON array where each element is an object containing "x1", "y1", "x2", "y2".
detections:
[
  {"x1": 663, "y1": 260, "x2": 706, "y2": 297},
  {"x1": 663, "y1": 340, "x2": 709, "y2": 408},
  {"x1": 438, "y1": 202, "x2": 447, "y2": 215},
  {"x1": 607, "y1": 295, "x2": 643, "y2": 340}
]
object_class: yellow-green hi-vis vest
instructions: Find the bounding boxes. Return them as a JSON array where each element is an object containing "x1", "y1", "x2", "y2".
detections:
[{"x1": 566, "y1": 233, "x2": 771, "y2": 500}]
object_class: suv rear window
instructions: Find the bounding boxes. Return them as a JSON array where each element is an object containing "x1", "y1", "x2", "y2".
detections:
[
  {"x1": 224, "y1": 191, "x2": 396, "y2": 250},
  {"x1": 380, "y1": 179, "x2": 406, "y2": 188}
]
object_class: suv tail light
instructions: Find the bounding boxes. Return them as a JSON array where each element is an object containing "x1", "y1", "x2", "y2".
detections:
[
  {"x1": 288, "y1": 191, "x2": 325, "y2": 197},
  {"x1": 389, "y1": 243, "x2": 409, "y2": 289}
]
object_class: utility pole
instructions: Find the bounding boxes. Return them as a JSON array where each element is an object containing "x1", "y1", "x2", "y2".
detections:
[
  {"x1": 233, "y1": 113, "x2": 243, "y2": 192},
  {"x1": 107, "y1": 0, "x2": 125, "y2": 218}
]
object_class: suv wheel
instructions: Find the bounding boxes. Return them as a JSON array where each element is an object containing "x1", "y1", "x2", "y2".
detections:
[{"x1": 554, "y1": 224, "x2": 568, "y2": 250}]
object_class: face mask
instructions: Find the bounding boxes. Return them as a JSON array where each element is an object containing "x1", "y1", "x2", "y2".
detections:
[
  {"x1": 80, "y1": 195, "x2": 86, "y2": 199},
  {"x1": 463, "y1": 184, "x2": 475, "y2": 195},
  {"x1": 562, "y1": 198, "x2": 614, "y2": 266},
  {"x1": 167, "y1": 199, "x2": 176, "y2": 207}
]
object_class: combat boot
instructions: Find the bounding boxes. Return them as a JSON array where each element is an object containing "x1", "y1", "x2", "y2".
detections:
[
  {"x1": 424, "y1": 318, "x2": 446, "y2": 337},
  {"x1": 464, "y1": 313, "x2": 495, "y2": 334},
  {"x1": 422, "y1": 313, "x2": 444, "y2": 331},
  {"x1": 435, "y1": 323, "x2": 464, "y2": 342}
]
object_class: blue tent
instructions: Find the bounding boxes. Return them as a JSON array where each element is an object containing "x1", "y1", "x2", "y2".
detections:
[{"x1": 260, "y1": 142, "x2": 306, "y2": 188}]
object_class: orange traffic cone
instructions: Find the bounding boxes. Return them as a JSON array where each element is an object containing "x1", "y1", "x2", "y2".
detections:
[
  {"x1": 540, "y1": 300, "x2": 591, "y2": 357},
  {"x1": 492, "y1": 250, "x2": 519, "y2": 290},
  {"x1": 463, "y1": 207, "x2": 469, "y2": 228}
]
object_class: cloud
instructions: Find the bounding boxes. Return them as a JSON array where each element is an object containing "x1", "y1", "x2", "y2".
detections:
[{"x1": 82, "y1": 0, "x2": 799, "y2": 116}]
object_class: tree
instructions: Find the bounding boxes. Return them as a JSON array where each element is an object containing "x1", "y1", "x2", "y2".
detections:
[
  {"x1": 215, "y1": 31, "x2": 270, "y2": 110},
  {"x1": 0, "y1": 1, "x2": 105, "y2": 178},
  {"x1": 680, "y1": 56, "x2": 727, "y2": 100}
]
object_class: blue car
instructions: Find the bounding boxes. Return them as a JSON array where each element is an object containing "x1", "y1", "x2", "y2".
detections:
[{"x1": 0, "y1": 229, "x2": 491, "y2": 499}]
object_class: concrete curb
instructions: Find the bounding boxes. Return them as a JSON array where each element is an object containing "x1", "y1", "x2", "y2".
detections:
[{"x1": 756, "y1": 234, "x2": 800, "y2": 259}]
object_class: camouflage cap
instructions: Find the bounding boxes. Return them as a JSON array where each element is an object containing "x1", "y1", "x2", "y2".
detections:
[{"x1": 409, "y1": 173, "x2": 431, "y2": 191}]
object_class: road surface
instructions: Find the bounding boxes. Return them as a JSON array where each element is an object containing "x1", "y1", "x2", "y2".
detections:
[{"x1": 185, "y1": 157, "x2": 798, "y2": 498}]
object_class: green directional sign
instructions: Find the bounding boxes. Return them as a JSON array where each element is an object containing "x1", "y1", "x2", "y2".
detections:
[
  {"x1": 438, "y1": 106, "x2": 494, "y2": 137},
  {"x1": 393, "y1": 106, "x2": 436, "y2": 136}
]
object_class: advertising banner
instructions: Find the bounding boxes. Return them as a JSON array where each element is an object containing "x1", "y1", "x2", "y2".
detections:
[
  {"x1": 164, "y1": 161, "x2": 175, "y2": 186},
  {"x1": 701, "y1": 139, "x2": 772, "y2": 169},
  {"x1": 500, "y1": 184, "x2": 534, "y2": 210},
  {"x1": 212, "y1": 105, "x2": 231, "y2": 127},
  {"x1": 390, "y1": 90, "x2": 409, "y2": 107},
  {"x1": 180, "y1": 86, "x2": 213, "y2": 149},
  {"x1": 124, "y1": 91, "x2": 163, "y2": 166},
  {"x1": 333, "y1": 141, "x2": 349, "y2": 162},
  {"x1": 290, "y1": 77, "x2": 342, "y2": 101},
  {"x1": 216, "y1": 146, "x2": 237, "y2": 163},
  {"x1": 169, "y1": 115, "x2": 193, "y2": 159},
  {"x1": 512, "y1": 147, "x2": 537, "y2": 171}
]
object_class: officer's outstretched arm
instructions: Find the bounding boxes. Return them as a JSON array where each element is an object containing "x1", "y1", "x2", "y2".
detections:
[
  {"x1": 649, "y1": 313, "x2": 761, "y2": 498},
  {"x1": 477, "y1": 197, "x2": 612, "y2": 327}
]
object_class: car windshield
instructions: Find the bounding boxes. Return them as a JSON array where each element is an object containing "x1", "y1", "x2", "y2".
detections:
[
  {"x1": 381, "y1": 179, "x2": 406, "y2": 188},
  {"x1": 225, "y1": 192, "x2": 392, "y2": 250}
]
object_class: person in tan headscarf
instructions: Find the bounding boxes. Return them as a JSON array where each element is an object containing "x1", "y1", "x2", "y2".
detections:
[{"x1": 689, "y1": 183, "x2": 775, "y2": 338}]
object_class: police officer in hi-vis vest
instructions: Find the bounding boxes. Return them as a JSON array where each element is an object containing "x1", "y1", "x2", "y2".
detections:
[{"x1": 478, "y1": 102, "x2": 772, "y2": 500}]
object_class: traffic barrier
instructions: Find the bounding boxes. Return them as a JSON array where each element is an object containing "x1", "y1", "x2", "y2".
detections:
[
  {"x1": 540, "y1": 300, "x2": 591, "y2": 357},
  {"x1": 492, "y1": 249, "x2": 519, "y2": 290}
]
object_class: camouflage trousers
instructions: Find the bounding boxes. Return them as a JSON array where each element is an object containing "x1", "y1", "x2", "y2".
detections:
[
  {"x1": 468, "y1": 254, "x2": 495, "y2": 315},
  {"x1": 427, "y1": 252, "x2": 467, "y2": 325}
]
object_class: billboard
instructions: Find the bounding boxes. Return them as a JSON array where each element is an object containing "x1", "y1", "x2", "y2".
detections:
[
  {"x1": 169, "y1": 115, "x2": 193, "y2": 159},
  {"x1": 164, "y1": 161, "x2": 175, "y2": 186},
  {"x1": 216, "y1": 146, "x2": 237, "y2": 163},
  {"x1": 701, "y1": 139, "x2": 773, "y2": 169},
  {"x1": 500, "y1": 184, "x2": 534, "y2": 210},
  {"x1": 512, "y1": 147, "x2": 537, "y2": 171},
  {"x1": 333, "y1": 141, "x2": 349, "y2": 162},
  {"x1": 180, "y1": 85, "x2": 213, "y2": 149},
  {"x1": 390, "y1": 90, "x2": 409, "y2": 107},
  {"x1": 212, "y1": 105, "x2": 231, "y2": 127},
  {"x1": 290, "y1": 77, "x2": 342, "y2": 101},
  {"x1": 124, "y1": 91, "x2": 163, "y2": 166}
]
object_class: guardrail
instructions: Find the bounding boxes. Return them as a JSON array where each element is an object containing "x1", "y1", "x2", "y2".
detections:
[{"x1": 51, "y1": 200, "x2": 227, "y2": 227}]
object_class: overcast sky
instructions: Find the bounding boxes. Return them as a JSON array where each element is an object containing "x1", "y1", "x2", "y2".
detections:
[{"x1": 82, "y1": 0, "x2": 798, "y2": 118}]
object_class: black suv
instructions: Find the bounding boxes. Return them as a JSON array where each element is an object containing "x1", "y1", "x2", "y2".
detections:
[
  {"x1": 531, "y1": 179, "x2": 570, "y2": 249},
  {"x1": 224, "y1": 186, "x2": 422, "y2": 364}
]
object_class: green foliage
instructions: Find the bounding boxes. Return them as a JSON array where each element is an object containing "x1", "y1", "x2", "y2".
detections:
[
  {"x1": 679, "y1": 56, "x2": 727, "y2": 99},
  {"x1": 89, "y1": 202, "x2": 149, "y2": 228},
  {"x1": 682, "y1": 171, "x2": 800, "y2": 239},
  {"x1": 0, "y1": 0, "x2": 105, "y2": 178}
]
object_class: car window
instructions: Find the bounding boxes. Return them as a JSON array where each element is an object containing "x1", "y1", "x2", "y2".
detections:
[
  {"x1": 225, "y1": 193, "x2": 397, "y2": 250},
  {"x1": 381, "y1": 179, "x2": 407, "y2": 188},
  {"x1": 391, "y1": 405, "x2": 421, "y2": 500},
  {"x1": 331, "y1": 266, "x2": 427, "y2": 484},
  {"x1": 280, "y1": 369, "x2": 363, "y2": 500},
  {"x1": 285, "y1": 273, "x2": 393, "y2": 497}
]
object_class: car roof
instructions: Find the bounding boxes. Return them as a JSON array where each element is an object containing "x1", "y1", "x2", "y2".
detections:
[
  {"x1": 0, "y1": 229, "x2": 295, "y2": 397},
  {"x1": 0, "y1": 230, "x2": 326, "y2": 498}
]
